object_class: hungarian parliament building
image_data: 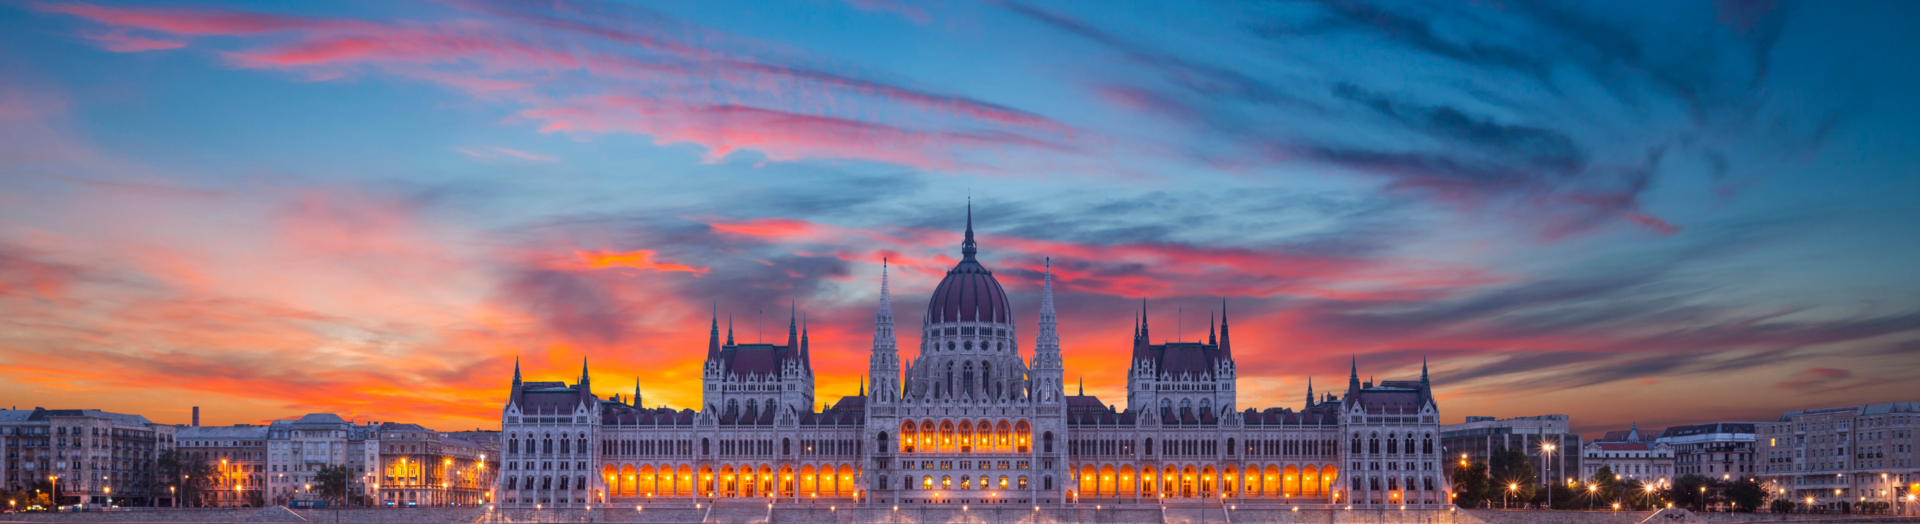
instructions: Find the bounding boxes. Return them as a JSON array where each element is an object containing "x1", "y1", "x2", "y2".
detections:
[{"x1": 494, "y1": 211, "x2": 1449, "y2": 508}]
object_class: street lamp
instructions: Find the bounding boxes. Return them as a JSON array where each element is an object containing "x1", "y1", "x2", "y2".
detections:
[
  {"x1": 1542, "y1": 442, "x2": 1556, "y2": 509},
  {"x1": 1507, "y1": 483, "x2": 1517, "y2": 509}
]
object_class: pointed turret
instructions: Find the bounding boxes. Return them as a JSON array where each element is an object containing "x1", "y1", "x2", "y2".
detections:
[
  {"x1": 1421, "y1": 355, "x2": 1430, "y2": 386},
  {"x1": 1348, "y1": 355, "x2": 1361, "y2": 393},
  {"x1": 707, "y1": 305, "x2": 721, "y2": 360},
  {"x1": 513, "y1": 356, "x2": 522, "y2": 386},
  {"x1": 1218, "y1": 298, "x2": 1232, "y2": 359},
  {"x1": 726, "y1": 314, "x2": 735, "y2": 345},
  {"x1": 785, "y1": 301, "x2": 798, "y2": 352},
  {"x1": 1208, "y1": 312, "x2": 1216, "y2": 345},
  {"x1": 870, "y1": 258, "x2": 899, "y2": 403},
  {"x1": 1139, "y1": 298, "x2": 1150, "y2": 344},
  {"x1": 1036, "y1": 257, "x2": 1059, "y2": 353},
  {"x1": 634, "y1": 378, "x2": 643, "y2": 407},
  {"x1": 1306, "y1": 376, "x2": 1314, "y2": 408},
  {"x1": 800, "y1": 314, "x2": 812, "y2": 369},
  {"x1": 1078, "y1": 376, "x2": 1084, "y2": 396}
]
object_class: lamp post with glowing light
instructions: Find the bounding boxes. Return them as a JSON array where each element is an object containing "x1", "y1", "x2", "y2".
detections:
[{"x1": 1541, "y1": 442, "x2": 1555, "y2": 510}]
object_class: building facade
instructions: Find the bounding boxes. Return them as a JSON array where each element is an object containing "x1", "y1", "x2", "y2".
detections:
[
  {"x1": 1758, "y1": 402, "x2": 1918, "y2": 513},
  {"x1": 175, "y1": 424, "x2": 269, "y2": 507},
  {"x1": 0, "y1": 408, "x2": 177, "y2": 507},
  {"x1": 494, "y1": 213, "x2": 1451, "y2": 509},
  {"x1": 1655, "y1": 422, "x2": 1757, "y2": 480},
  {"x1": 377, "y1": 422, "x2": 496, "y2": 507},
  {"x1": 265, "y1": 414, "x2": 380, "y2": 506},
  {"x1": 1439, "y1": 415, "x2": 1582, "y2": 485}
]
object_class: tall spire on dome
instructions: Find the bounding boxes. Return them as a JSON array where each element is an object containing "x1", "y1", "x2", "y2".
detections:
[
  {"x1": 961, "y1": 198, "x2": 978, "y2": 260},
  {"x1": 726, "y1": 314, "x2": 734, "y2": 345}
]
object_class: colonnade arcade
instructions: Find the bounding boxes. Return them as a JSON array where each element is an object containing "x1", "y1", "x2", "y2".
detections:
[
  {"x1": 598, "y1": 464, "x2": 857, "y2": 500},
  {"x1": 899, "y1": 419, "x2": 1031, "y2": 453},
  {"x1": 1071, "y1": 463, "x2": 1341, "y2": 500}
]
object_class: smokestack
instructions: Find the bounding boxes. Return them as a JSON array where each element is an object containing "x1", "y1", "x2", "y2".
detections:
[{"x1": 192, "y1": 406, "x2": 200, "y2": 427}]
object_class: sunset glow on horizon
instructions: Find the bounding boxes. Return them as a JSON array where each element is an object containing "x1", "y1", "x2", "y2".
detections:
[{"x1": 2, "y1": 0, "x2": 1917, "y2": 438}]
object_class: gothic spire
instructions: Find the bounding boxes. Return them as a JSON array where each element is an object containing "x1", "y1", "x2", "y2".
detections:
[
  {"x1": 1078, "y1": 375, "x2": 1084, "y2": 396},
  {"x1": 1139, "y1": 298, "x2": 1150, "y2": 343},
  {"x1": 1349, "y1": 354, "x2": 1361, "y2": 392},
  {"x1": 785, "y1": 301, "x2": 797, "y2": 351},
  {"x1": 1036, "y1": 257, "x2": 1067, "y2": 358},
  {"x1": 726, "y1": 314, "x2": 734, "y2": 346},
  {"x1": 801, "y1": 313, "x2": 812, "y2": 369},
  {"x1": 1218, "y1": 298, "x2": 1232, "y2": 359},
  {"x1": 579, "y1": 356, "x2": 591, "y2": 391},
  {"x1": 512, "y1": 355, "x2": 521, "y2": 385},
  {"x1": 961, "y1": 199, "x2": 978, "y2": 260},
  {"x1": 707, "y1": 304, "x2": 721, "y2": 360},
  {"x1": 1208, "y1": 311, "x2": 1217, "y2": 345},
  {"x1": 634, "y1": 378, "x2": 643, "y2": 408},
  {"x1": 1306, "y1": 376, "x2": 1314, "y2": 408}
]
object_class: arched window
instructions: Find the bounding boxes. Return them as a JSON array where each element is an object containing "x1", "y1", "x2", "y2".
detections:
[
  {"x1": 1386, "y1": 434, "x2": 1396, "y2": 454},
  {"x1": 509, "y1": 438, "x2": 519, "y2": 454},
  {"x1": 544, "y1": 437, "x2": 554, "y2": 454},
  {"x1": 782, "y1": 438, "x2": 791, "y2": 455},
  {"x1": 1043, "y1": 432, "x2": 1055, "y2": 453},
  {"x1": 1226, "y1": 438, "x2": 1235, "y2": 456},
  {"x1": 1180, "y1": 399, "x2": 1193, "y2": 419},
  {"x1": 1423, "y1": 435, "x2": 1434, "y2": 454},
  {"x1": 701, "y1": 438, "x2": 710, "y2": 455},
  {"x1": 1160, "y1": 399, "x2": 1173, "y2": 418},
  {"x1": 1043, "y1": 475, "x2": 1053, "y2": 490},
  {"x1": 1145, "y1": 438, "x2": 1154, "y2": 456},
  {"x1": 877, "y1": 432, "x2": 889, "y2": 453},
  {"x1": 1368, "y1": 433, "x2": 1379, "y2": 455},
  {"x1": 1352, "y1": 436, "x2": 1362, "y2": 454}
]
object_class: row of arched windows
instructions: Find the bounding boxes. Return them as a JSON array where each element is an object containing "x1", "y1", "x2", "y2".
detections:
[
  {"x1": 1351, "y1": 432, "x2": 1435, "y2": 455},
  {"x1": 503, "y1": 475, "x2": 588, "y2": 491},
  {"x1": 507, "y1": 432, "x2": 587, "y2": 456},
  {"x1": 899, "y1": 420, "x2": 1036, "y2": 453}
]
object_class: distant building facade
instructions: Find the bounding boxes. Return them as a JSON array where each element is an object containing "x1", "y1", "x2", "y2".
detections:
[
  {"x1": 1654, "y1": 422, "x2": 1757, "y2": 479},
  {"x1": 1439, "y1": 415, "x2": 1582, "y2": 485},
  {"x1": 376, "y1": 422, "x2": 495, "y2": 507},
  {"x1": 0, "y1": 408, "x2": 177, "y2": 507},
  {"x1": 1583, "y1": 424, "x2": 1673, "y2": 485},
  {"x1": 265, "y1": 414, "x2": 380, "y2": 505},
  {"x1": 1758, "y1": 401, "x2": 1918, "y2": 512},
  {"x1": 494, "y1": 213, "x2": 1452, "y2": 509},
  {"x1": 176, "y1": 424, "x2": 269, "y2": 507}
]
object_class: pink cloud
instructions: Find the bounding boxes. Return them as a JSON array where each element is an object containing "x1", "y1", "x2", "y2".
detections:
[{"x1": 80, "y1": 29, "x2": 186, "y2": 52}]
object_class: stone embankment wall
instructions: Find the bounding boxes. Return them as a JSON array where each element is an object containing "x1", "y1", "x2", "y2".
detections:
[{"x1": 1, "y1": 507, "x2": 1914, "y2": 524}]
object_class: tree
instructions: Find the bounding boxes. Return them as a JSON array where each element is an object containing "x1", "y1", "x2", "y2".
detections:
[
  {"x1": 158, "y1": 449, "x2": 214, "y2": 507},
  {"x1": 1489, "y1": 446, "x2": 1538, "y2": 504},
  {"x1": 1451, "y1": 458, "x2": 1490, "y2": 508},
  {"x1": 1725, "y1": 478, "x2": 1764, "y2": 512},
  {"x1": 1668, "y1": 474, "x2": 1711, "y2": 511},
  {"x1": 314, "y1": 465, "x2": 352, "y2": 506},
  {"x1": 1770, "y1": 499, "x2": 1795, "y2": 513}
]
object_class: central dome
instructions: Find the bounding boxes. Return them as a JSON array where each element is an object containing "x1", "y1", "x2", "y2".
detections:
[{"x1": 926, "y1": 205, "x2": 1012, "y2": 325}]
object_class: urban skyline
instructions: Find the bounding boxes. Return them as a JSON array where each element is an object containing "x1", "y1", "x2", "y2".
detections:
[{"x1": 4, "y1": 0, "x2": 1920, "y2": 445}]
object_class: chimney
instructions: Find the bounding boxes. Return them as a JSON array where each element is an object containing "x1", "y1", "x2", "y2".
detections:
[{"x1": 192, "y1": 406, "x2": 200, "y2": 427}]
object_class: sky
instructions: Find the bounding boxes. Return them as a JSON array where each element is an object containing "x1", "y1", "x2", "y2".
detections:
[{"x1": 1, "y1": 0, "x2": 1917, "y2": 438}]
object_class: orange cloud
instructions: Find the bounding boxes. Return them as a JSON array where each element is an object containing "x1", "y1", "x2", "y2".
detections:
[{"x1": 573, "y1": 250, "x2": 707, "y2": 274}]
